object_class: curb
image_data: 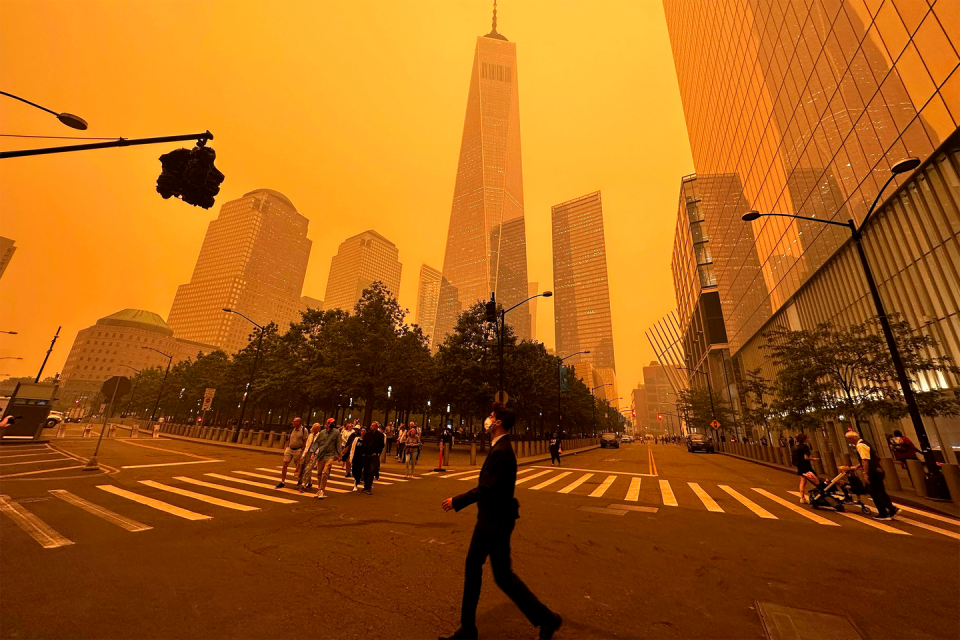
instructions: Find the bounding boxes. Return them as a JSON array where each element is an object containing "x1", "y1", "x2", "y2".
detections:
[
  {"x1": 718, "y1": 450, "x2": 960, "y2": 519},
  {"x1": 0, "y1": 439, "x2": 51, "y2": 446}
]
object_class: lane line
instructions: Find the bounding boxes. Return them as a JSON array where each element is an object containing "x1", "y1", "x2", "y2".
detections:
[
  {"x1": 589, "y1": 475, "x2": 617, "y2": 498},
  {"x1": 121, "y1": 460, "x2": 223, "y2": 469},
  {"x1": 204, "y1": 473, "x2": 327, "y2": 496},
  {"x1": 49, "y1": 490, "x2": 152, "y2": 532},
  {"x1": 0, "y1": 457, "x2": 70, "y2": 467},
  {"x1": 139, "y1": 480, "x2": 259, "y2": 511},
  {"x1": 115, "y1": 439, "x2": 217, "y2": 460},
  {"x1": 97, "y1": 485, "x2": 212, "y2": 520},
  {"x1": 174, "y1": 477, "x2": 297, "y2": 504},
  {"x1": 0, "y1": 465, "x2": 85, "y2": 479},
  {"x1": 375, "y1": 472, "x2": 409, "y2": 481},
  {"x1": 232, "y1": 470, "x2": 348, "y2": 492},
  {"x1": 439, "y1": 469, "x2": 485, "y2": 479},
  {"x1": 558, "y1": 473, "x2": 594, "y2": 494},
  {"x1": 688, "y1": 483, "x2": 724, "y2": 512},
  {"x1": 624, "y1": 477, "x2": 642, "y2": 502},
  {"x1": 751, "y1": 488, "x2": 839, "y2": 526},
  {"x1": 458, "y1": 474, "x2": 482, "y2": 482},
  {"x1": 531, "y1": 465, "x2": 655, "y2": 477},
  {"x1": 420, "y1": 471, "x2": 438, "y2": 476},
  {"x1": 659, "y1": 480, "x2": 678, "y2": 506},
  {"x1": 648, "y1": 447, "x2": 658, "y2": 476},
  {"x1": 0, "y1": 452, "x2": 65, "y2": 460},
  {"x1": 530, "y1": 472, "x2": 571, "y2": 491},
  {"x1": 0, "y1": 494, "x2": 74, "y2": 549},
  {"x1": 719, "y1": 485, "x2": 777, "y2": 518},
  {"x1": 839, "y1": 511, "x2": 910, "y2": 535},
  {"x1": 890, "y1": 503, "x2": 960, "y2": 526},
  {"x1": 515, "y1": 470, "x2": 551, "y2": 485},
  {"x1": 896, "y1": 516, "x2": 960, "y2": 540}
]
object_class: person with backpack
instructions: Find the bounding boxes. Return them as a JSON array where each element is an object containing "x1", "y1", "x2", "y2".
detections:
[
  {"x1": 890, "y1": 429, "x2": 919, "y2": 469},
  {"x1": 845, "y1": 430, "x2": 899, "y2": 521}
]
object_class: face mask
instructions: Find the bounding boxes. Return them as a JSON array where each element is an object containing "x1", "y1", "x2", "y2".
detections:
[{"x1": 483, "y1": 417, "x2": 494, "y2": 432}]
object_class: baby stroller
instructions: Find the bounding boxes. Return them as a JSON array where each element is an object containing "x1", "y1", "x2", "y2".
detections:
[{"x1": 807, "y1": 469, "x2": 872, "y2": 514}]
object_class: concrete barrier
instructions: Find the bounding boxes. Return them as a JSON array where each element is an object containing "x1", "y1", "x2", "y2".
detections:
[
  {"x1": 470, "y1": 443, "x2": 477, "y2": 465},
  {"x1": 267, "y1": 432, "x2": 276, "y2": 448},
  {"x1": 906, "y1": 459, "x2": 928, "y2": 497},
  {"x1": 879, "y1": 457, "x2": 902, "y2": 491},
  {"x1": 820, "y1": 450, "x2": 838, "y2": 478},
  {"x1": 941, "y1": 464, "x2": 960, "y2": 506},
  {"x1": 256, "y1": 430, "x2": 265, "y2": 447},
  {"x1": 811, "y1": 449, "x2": 825, "y2": 475}
]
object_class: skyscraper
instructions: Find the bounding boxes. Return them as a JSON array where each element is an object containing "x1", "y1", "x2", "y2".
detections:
[
  {"x1": 323, "y1": 230, "x2": 402, "y2": 312},
  {"x1": 416, "y1": 264, "x2": 442, "y2": 347},
  {"x1": 168, "y1": 189, "x2": 311, "y2": 356},
  {"x1": 0, "y1": 236, "x2": 16, "y2": 280},
  {"x1": 527, "y1": 281, "x2": 538, "y2": 342},
  {"x1": 434, "y1": 5, "x2": 531, "y2": 343},
  {"x1": 552, "y1": 191, "x2": 616, "y2": 396}
]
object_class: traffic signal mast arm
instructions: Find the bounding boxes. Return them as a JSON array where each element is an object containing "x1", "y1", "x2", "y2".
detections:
[{"x1": 0, "y1": 131, "x2": 214, "y2": 159}]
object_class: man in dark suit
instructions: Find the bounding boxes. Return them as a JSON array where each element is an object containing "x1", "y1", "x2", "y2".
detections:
[{"x1": 440, "y1": 403, "x2": 562, "y2": 640}]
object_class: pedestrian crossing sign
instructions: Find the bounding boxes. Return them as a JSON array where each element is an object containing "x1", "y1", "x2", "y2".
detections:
[{"x1": 710, "y1": 420, "x2": 721, "y2": 429}]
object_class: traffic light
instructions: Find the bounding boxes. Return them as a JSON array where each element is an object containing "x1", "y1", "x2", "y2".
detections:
[
  {"x1": 657, "y1": 413, "x2": 663, "y2": 421},
  {"x1": 157, "y1": 143, "x2": 225, "y2": 209},
  {"x1": 485, "y1": 299, "x2": 498, "y2": 324}
]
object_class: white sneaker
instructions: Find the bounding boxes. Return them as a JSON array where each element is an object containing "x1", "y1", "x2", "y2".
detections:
[
  {"x1": 352, "y1": 485, "x2": 358, "y2": 492},
  {"x1": 315, "y1": 491, "x2": 325, "y2": 499}
]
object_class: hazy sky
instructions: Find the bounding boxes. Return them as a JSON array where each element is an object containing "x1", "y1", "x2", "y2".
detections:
[{"x1": 0, "y1": 0, "x2": 693, "y2": 407}]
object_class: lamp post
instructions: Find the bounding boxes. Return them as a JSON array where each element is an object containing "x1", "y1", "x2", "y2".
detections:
[
  {"x1": 591, "y1": 383, "x2": 611, "y2": 436},
  {"x1": 223, "y1": 308, "x2": 265, "y2": 443},
  {"x1": 35, "y1": 326, "x2": 61, "y2": 383},
  {"x1": 143, "y1": 347, "x2": 173, "y2": 422},
  {"x1": 120, "y1": 365, "x2": 141, "y2": 418},
  {"x1": 488, "y1": 290, "x2": 553, "y2": 402},
  {"x1": 741, "y1": 157, "x2": 948, "y2": 486},
  {"x1": 0, "y1": 90, "x2": 88, "y2": 129},
  {"x1": 558, "y1": 350, "x2": 590, "y2": 436},
  {"x1": 0, "y1": 357, "x2": 23, "y2": 360},
  {"x1": 0, "y1": 330, "x2": 17, "y2": 335}
]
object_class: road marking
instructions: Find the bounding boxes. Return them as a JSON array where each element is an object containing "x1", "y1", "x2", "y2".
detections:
[
  {"x1": 558, "y1": 473, "x2": 594, "y2": 493},
  {"x1": 688, "y1": 483, "x2": 724, "y2": 512},
  {"x1": 0, "y1": 452, "x2": 65, "y2": 460},
  {"x1": 530, "y1": 472, "x2": 571, "y2": 490},
  {"x1": 515, "y1": 470, "x2": 551, "y2": 485},
  {"x1": 889, "y1": 503, "x2": 960, "y2": 526},
  {"x1": 97, "y1": 485, "x2": 212, "y2": 520},
  {"x1": 204, "y1": 473, "x2": 321, "y2": 496},
  {"x1": 231, "y1": 470, "x2": 348, "y2": 492},
  {"x1": 659, "y1": 480, "x2": 678, "y2": 506},
  {"x1": 838, "y1": 511, "x2": 910, "y2": 535},
  {"x1": 624, "y1": 477, "x2": 641, "y2": 501},
  {"x1": 531, "y1": 465, "x2": 655, "y2": 477},
  {"x1": 607, "y1": 504, "x2": 659, "y2": 513},
  {"x1": 0, "y1": 445, "x2": 50, "y2": 452},
  {"x1": 719, "y1": 485, "x2": 776, "y2": 518},
  {"x1": 139, "y1": 480, "x2": 259, "y2": 511},
  {"x1": 115, "y1": 439, "x2": 217, "y2": 460},
  {"x1": 421, "y1": 471, "x2": 438, "y2": 476},
  {"x1": 896, "y1": 516, "x2": 960, "y2": 540},
  {"x1": 0, "y1": 494, "x2": 74, "y2": 549},
  {"x1": 0, "y1": 465, "x2": 85, "y2": 479},
  {"x1": 458, "y1": 474, "x2": 482, "y2": 482},
  {"x1": 0, "y1": 456, "x2": 70, "y2": 467},
  {"x1": 49, "y1": 489, "x2": 152, "y2": 532},
  {"x1": 516, "y1": 468, "x2": 536, "y2": 475},
  {"x1": 376, "y1": 472, "x2": 409, "y2": 481},
  {"x1": 648, "y1": 446, "x2": 658, "y2": 476},
  {"x1": 440, "y1": 469, "x2": 485, "y2": 479},
  {"x1": 174, "y1": 477, "x2": 297, "y2": 504},
  {"x1": 751, "y1": 488, "x2": 839, "y2": 526},
  {"x1": 254, "y1": 468, "x2": 368, "y2": 489},
  {"x1": 590, "y1": 475, "x2": 617, "y2": 498},
  {"x1": 578, "y1": 506, "x2": 626, "y2": 516},
  {"x1": 121, "y1": 460, "x2": 223, "y2": 469}
]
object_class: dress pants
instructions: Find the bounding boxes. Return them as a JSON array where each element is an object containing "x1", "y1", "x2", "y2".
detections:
[
  {"x1": 363, "y1": 454, "x2": 380, "y2": 491},
  {"x1": 460, "y1": 522, "x2": 551, "y2": 629},
  {"x1": 867, "y1": 471, "x2": 895, "y2": 517},
  {"x1": 550, "y1": 450, "x2": 561, "y2": 465}
]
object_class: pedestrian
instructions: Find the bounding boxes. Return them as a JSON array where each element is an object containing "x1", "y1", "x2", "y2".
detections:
[
  {"x1": 362, "y1": 421, "x2": 386, "y2": 495},
  {"x1": 340, "y1": 421, "x2": 355, "y2": 476},
  {"x1": 397, "y1": 423, "x2": 408, "y2": 461},
  {"x1": 440, "y1": 426, "x2": 453, "y2": 466},
  {"x1": 303, "y1": 418, "x2": 341, "y2": 499},
  {"x1": 846, "y1": 430, "x2": 898, "y2": 520},
  {"x1": 296, "y1": 422, "x2": 322, "y2": 490},
  {"x1": 792, "y1": 433, "x2": 819, "y2": 504},
  {"x1": 404, "y1": 424, "x2": 422, "y2": 478},
  {"x1": 276, "y1": 417, "x2": 307, "y2": 489},
  {"x1": 440, "y1": 403, "x2": 562, "y2": 640},
  {"x1": 385, "y1": 422, "x2": 396, "y2": 455},
  {"x1": 350, "y1": 426, "x2": 366, "y2": 491},
  {"x1": 549, "y1": 432, "x2": 562, "y2": 466},
  {"x1": 890, "y1": 429, "x2": 919, "y2": 470}
]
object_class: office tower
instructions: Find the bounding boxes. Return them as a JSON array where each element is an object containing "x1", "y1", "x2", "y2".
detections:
[
  {"x1": 552, "y1": 191, "x2": 616, "y2": 393},
  {"x1": 434, "y1": 6, "x2": 531, "y2": 344},
  {"x1": 59, "y1": 309, "x2": 212, "y2": 405},
  {"x1": 643, "y1": 361, "x2": 679, "y2": 437},
  {"x1": 416, "y1": 264, "x2": 442, "y2": 347},
  {"x1": 300, "y1": 296, "x2": 324, "y2": 313},
  {"x1": 167, "y1": 189, "x2": 311, "y2": 355},
  {"x1": 631, "y1": 384, "x2": 648, "y2": 433},
  {"x1": 527, "y1": 282, "x2": 538, "y2": 342},
  {"x1": 323, "y1": 230, "x2": 402, "y2": 312},
  {"x1": 0, "y1": 237, "x2": 15, "y2": 279},
  {"x1": 664, "y1": 1, "x2": 960, "y2": 445}
]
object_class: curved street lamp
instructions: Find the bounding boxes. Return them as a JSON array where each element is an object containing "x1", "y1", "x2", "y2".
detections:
[
  {"x1": 1, "y1": 90, "x2": 88, "y2": 129},
  {"x1": 740, "y1": 157, "x2": 944, "y2": 480},
  {"x1": 0, "y1": 330, "x2": 17, "y2": 335},
  {"x1": 142, "y1": 347, "x2": 173, "y2": 422},
  {"x1": 557, "y1": 350, "x2": 590, "y2": 436},
  {"x1": 223, "y1": 307, "x2": 266, "y2": 443}
]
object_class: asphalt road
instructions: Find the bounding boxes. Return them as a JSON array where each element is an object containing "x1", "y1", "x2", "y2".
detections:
[{"x1": 1, "y1": 433, "x2": 958, "y2": 639}]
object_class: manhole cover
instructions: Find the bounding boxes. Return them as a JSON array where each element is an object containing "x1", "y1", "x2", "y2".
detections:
[{"x1": 757, "y1": 602, "x2": 863, "y2": 640}]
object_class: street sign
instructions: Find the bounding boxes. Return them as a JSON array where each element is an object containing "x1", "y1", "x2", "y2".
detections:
[
  {"x1": 710, "y1": 420, "x2": 721, "y2": 429},
  {"x1": 202, "y1": 388, "x2": 216, "y2": 411},
  {"x1": 100, "y1": 376, "x2": 131, "y2": 400},
  {"x1": 495, "y1": 390, "x2": 509, "y2": 404}
]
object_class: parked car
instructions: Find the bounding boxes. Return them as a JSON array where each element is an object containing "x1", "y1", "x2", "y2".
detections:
[
  {"x1": 45, "y1": 410, "x2": 65, "y2": 429},
  {"x1": 600, "y1": 432, "x2": 620, "y2": 449},
  {"x1": 686, "y1": 433, "x2": 715, "y2": 453},
  {"x1": 620, "y1": 435, "x2": 634, "y2": 443}
]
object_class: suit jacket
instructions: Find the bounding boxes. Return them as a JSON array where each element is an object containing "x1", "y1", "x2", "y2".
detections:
[{"x1": 452, "y1": 434, "x2": 519, "y2": 529}]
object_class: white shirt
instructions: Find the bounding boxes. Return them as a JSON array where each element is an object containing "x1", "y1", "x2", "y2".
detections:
[
  {"x1": 856, "y1": 439, "x2": 871, "y2": 461},
  {"x1": 491, "y1": 433, "x2": 506, "y2": 448}
]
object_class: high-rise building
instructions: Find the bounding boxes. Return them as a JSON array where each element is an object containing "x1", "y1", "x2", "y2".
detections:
[
  {"x1": 416, "y1": 264, "x2": 442, "y2": 347},
  {"x1": 0, "y1": 236, "x2": 16, "y2": 279},
  {"x1": 167, "y1": 189, "x2": 311, "y2": 356},
  {"x1": 643, "y1": 361, "x2": 679, "y2": 437},
  {"x1": 300, "y1": 296, "x2": 324, "y2": 313},
  {"x1": 552, "y1": 191, "x2": 616, "y2": 395},
  {"x1": 323, "y1": 230, "x2": 402, "y2": 312},
  {"x1": 664, "y1": 0, "x2": 960, "y2": 448},
  {"x1": 631, "y1": 384, "x2": 648, "y2": 433},
  {"x1": 527, "y1": 282, "x2": 538, "y2": 342},
  {"x1": 434, "y1": 7, "x2": 531, "y2": 344}
]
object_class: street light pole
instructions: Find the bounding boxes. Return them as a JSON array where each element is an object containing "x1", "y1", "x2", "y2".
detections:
[
  {"x1": 35, "y1": 326, "x2": 61, "y2": 383},
  {"x1": 143, "y1": 347, "x2": 173, "y2": 422},
  {"x1": 223, "y1": 308, "x2": 265, "y2": 443},
  {"x1": 558, "y1": 350, "x2": 590, "y2": 436},
  {"x1": 120, "y1": 365, "x2": 141, "y2": 418},
  {"x1": 490, "y1": 290, "x2": 554, "y2": 402},
  {"x1": 0, "y1": 90, "x2": 88, "y2": 129}
]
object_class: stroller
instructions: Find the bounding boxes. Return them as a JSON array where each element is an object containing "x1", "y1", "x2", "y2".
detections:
[{"x1": 807, "y1": 469, "x2": 872, "y2": 514}]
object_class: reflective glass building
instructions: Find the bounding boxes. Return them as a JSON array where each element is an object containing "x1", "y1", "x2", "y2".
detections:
[
  {"x1": 664, "y1": 0, "x2": 960, "y2": 450},
  {"x1": 324, "y1": 230, "x2": 402, "y2": 312}
]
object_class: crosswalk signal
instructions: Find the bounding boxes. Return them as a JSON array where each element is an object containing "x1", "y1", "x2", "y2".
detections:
[
  {"x1": 657, "y1": 413, "x2": 663, "y2": 421},
  {"x1": 485, "y1": 296, "x2": 498, "y2": 324},
  {"x1": 157, "y1": 142, "x2": 225, "y2": 209}
]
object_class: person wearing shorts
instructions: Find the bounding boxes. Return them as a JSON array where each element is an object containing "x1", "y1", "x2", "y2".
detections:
[
  {"x1": 277, "y1": 417, "x2": 307, "y2": 489},
  {"x1": 792, "y1": 433, "x2": 818, "y2": 504}
]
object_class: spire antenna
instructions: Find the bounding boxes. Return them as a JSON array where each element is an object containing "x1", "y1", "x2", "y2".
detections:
[{"x1": 492, "y1": 0, "x2": 498, "y2": 34}]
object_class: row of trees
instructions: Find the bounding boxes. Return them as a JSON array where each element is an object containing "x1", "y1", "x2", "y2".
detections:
[
  {"x1": 675, "y1": 315, "x2": 960, "y2": 444},
  {"x1": 116, "y1": 282, "x2": 626, "y2": 437}
]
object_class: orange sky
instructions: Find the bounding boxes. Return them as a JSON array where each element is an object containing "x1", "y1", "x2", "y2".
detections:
[{"x1": 0, "y1": 0, "x2": 693, "y2": 408}]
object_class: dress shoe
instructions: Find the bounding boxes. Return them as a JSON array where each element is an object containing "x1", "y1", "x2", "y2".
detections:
[
  {"x1": 539, "y1": 613, "x2": 562, "y2": 640},
  {"x1": 438, "y1": 625, "x2": 479, "y2": 639}
]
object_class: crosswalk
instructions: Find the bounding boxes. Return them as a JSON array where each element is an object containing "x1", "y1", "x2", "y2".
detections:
[{"x1": 0, "y1": 462, "x2": 417, "y2": 550}]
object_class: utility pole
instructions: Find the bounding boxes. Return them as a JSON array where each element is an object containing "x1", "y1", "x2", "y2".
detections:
[{"x1": 35, "y1": 326, "x2": 60, "y2": 383}]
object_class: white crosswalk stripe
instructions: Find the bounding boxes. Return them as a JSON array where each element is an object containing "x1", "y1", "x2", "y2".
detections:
[
  {"x1": 751, "y1": 488, "x2": 838, "y2": 526},
  {"x1": 139, "y1": 480, "x2": 260, "y2": 511},
  {"x1": 0, "y1": 494, "x2": 74, "y2": 549},
  {"x1": 258, "y1": 467, "x2": 393, "y2": 486},
  {"x1": 659, "y1": 480, "x2": 678, "y2": 506},
  {"x1": 205, "y1": 473, "x2": 332, "y2": 495},
  {"x1": 458, "y1": 474, "x2": 481, "y2": 482},
  {"x1": 589, "y1": 475, "x2": 617, "y2": 498},
  {"x1": 232, "y1": 471, "x2": 349, "y2": 493},
  {"x1": 896, "y1": 515, "x2": 960, "y2": 540},
  {"x1": 559, "y1": 473, "x2": 594, "y2": 494},
  {"x1": 49, "y1": 489, "x2": 152, "y2": 531},
  {"x1": 688, "y1": 483, "x2": 723, "y2": 512},
  {"x1": 839, "y1": 511, "x2": 910, "y2": 534},
  {"x1": 719, "y1": 485, "x2": 776, "y2": 519},
  {"x1": 624, "y1": 478, "x2": 641, "y2": 502},
  {"x1": 515, "y1": 470, "x2": 551, "y2": 485},
  {"x1": 174, "y1": 477, "x2": 297, "y2": 504},
  {"x1": 97, "y1": 485, "x2": 212, "y2": 521},
  {"x1": 530, "y1": 472, "x2": 570, "y2": 490}
]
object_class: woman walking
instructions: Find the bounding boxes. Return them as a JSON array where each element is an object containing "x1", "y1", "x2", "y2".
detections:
[
  {"x1": 549, "y1": 432, "x2": 562, "y2": 466},
  {"x1": 397, "y1": 424, "x2": 408, "y2": 461},
  {"x1": 350, "y1": 426, "x2": 366, "y2": 491},
  {"x1": 404, "y1": 425, "x2": 422, "y2": 478},
  {"x1": 792, "y1": 433, "x2": 819, "y2": 504}
]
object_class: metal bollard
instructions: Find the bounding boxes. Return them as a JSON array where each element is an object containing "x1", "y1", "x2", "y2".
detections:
[
  {"x1": 470, "y1": 442, "x2": 477, "y2": 465},
  {"x1": 267, "y1": 432, "x2": 276, "y2": 448},
  {"x1": 810, "y1": 450, "x2": 825, "y2": 475},
  {"x1": 820, "y1": 450, "x2": 838, "y2": 477},
  {"x1": 57, "y1": 423, "x2": 67, "y2": 438},
  {"x1": 879, "y1": 457, "x2": 902, "y2": 492},
  {"x1": 906, "y1": 459, "x2": 927, "y2": 497},
  {"x1": 941, "y1": 463, "x2": 960, "y2": 506},
  {"x1": 256, "y1": 430, "x2": 265, "y2": 447}
]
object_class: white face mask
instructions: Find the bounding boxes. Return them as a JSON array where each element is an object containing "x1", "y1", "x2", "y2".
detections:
[{"x1": 483, "y1": 417, "x2": 494, "y2": 432}]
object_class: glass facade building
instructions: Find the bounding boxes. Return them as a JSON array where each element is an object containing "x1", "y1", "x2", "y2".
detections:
[
  {"x1": 416, "y1": 263, "x2": 442, "y2": 348},
  {"x1": 168, "y1": 189, "x2": 312, "y2": 356},
  {"x1": 324, "y1": 230, "x2": 402, "y2": 313},
  {"x1": 664, "y1": 0, "x2": 960, "y2": 450},
  {"x1": 434, "y1": 18, "x2": 532, "y2": 344}
]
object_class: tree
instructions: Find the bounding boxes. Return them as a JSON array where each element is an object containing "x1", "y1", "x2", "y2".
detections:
[
  {"x1": 676, "y1": 386, "x2": 731, "y2": 435},
  {"x1": 739, "y1": 368, "x2": 777, "y2": 441}
]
